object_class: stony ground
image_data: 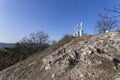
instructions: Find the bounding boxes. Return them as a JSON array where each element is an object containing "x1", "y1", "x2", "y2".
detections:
[{"x1": 0, "y1": 31, "x2": 120, "y2": 80}]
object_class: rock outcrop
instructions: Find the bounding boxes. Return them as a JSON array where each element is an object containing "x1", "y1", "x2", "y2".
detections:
[{"x1": 0, "y1": 31, "x2": 120, "y2": 80}]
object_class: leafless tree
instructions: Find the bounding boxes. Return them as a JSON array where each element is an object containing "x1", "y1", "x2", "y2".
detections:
[
  {"x1": 50, "y1": 40, "x2": 57, "y2": 45},
  {"x1": 104, "y1": 5, "x2": 120, "y2": 30},
  {"x1": 96, "y1": 14, "x2": 118, "y2": 33},
  {"x1": 104, "y1": 5, "x2": 120, "y2": 18},
  {"x1": 19, "y1": 31, "x2": 50, "y2": 53}
]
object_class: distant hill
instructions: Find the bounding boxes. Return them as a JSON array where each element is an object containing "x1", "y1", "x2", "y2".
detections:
[{"x1": 0, "y1": 43, "x2": 15, "y2": 48}]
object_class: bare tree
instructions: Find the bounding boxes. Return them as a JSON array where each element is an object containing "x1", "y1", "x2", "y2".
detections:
[
  {"x1": 96, "y1": 14, "x2": 118, "y2": 33},
  {"x1": 104, "y1": 5, "x2": 120, "y2": 18},
  {"x1": 19, "y1": 31, "x2": 50, "y2": 53},
  {"x1": 50, "y1": 40, "x2": 57, "y2": 45},
  {"x1": 104, "y1": 5, "x2": 120, "y2": 30}
]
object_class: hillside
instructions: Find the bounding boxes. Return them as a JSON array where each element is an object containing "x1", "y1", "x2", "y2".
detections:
[{"x1": 0, "y1": 32, "x2": 120, "y2": 80}]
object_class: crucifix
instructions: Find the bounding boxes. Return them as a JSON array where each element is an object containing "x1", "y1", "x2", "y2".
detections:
[
  {"x1": 79, "y1": 22, "x2": 83, "y2": 37},
  {"x1": 74, "y1": 22, "x2": 83, "y2": 37}
]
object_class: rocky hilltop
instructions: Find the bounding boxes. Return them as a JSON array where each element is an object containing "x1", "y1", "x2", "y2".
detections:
[{"x1": 0, "y1": 31, "x2": 120, "y2": 80}]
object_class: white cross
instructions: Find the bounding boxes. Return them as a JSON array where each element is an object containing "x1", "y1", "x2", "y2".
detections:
[
  {"x1": 79, "y1": 22, "x2": 83, "y2": 37},
  {"x1": 74, "y1": 22, "x2": 83, "y2": 37},
  {"x1": 80, "y1": 22, "x2": 83, "y2": 30}
]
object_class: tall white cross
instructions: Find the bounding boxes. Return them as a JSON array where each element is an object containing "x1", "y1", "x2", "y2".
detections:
[
  {"x1": 80, "y1": 22, "x2": 83, "y2": 30},
  {"x1": 74, "y1": 24, "x2": 78, "y2": 36},
  {"x1": 79, "y1": 22, "x2": 83, "y2": 37}
]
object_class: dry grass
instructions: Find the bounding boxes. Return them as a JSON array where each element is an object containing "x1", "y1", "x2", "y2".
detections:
[
  {"x1": 31, "y1": 35, "x2": 75, "y2": 59},
  {"x1": 51, "y1": 35, "x2": 74, "y2": 51},
  {"x1": 116, "y1": 30, "x2": 120, "y2": 36},
  {"x1": 68, "y1": 35, "x2": 92, "y2": 45},
  {"x1": 115, "y1": 54, "x2": 120, "y2": 59}
]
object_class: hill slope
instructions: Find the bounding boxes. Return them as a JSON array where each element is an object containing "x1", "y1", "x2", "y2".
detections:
[{"x1": 0, "y1": 32, "x2": 120, "y2": 80}]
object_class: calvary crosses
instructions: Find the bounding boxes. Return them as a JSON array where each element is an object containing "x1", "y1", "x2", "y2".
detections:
[{"x1": 74, "y1": 22, "x2": 83, "y2": 37}]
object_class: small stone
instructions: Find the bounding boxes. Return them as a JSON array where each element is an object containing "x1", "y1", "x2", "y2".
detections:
[
  {"x1": 28, "y1": 61, "x2": 36, "y2": 66},
  {"x1": 80, "y1": 74, "x2": 84, "y2": 78},
  {"x1": 52, "y1": 74, "x2": 55, "y2": 78},
  {"x1": 43, "y1": 58, "x2": 54, "y2": 70},
  {"x1": 95, "y1": 60, "x2": 102, "y2": 65},
  {"x1": 115, "y1": 78, "x2": 120, "y2": 80}
]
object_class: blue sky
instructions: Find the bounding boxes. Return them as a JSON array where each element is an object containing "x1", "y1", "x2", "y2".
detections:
[{"x1": 0, "y1": 0, "x2": 118, "y2": 43}]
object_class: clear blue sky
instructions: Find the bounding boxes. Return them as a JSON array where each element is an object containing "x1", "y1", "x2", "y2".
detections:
[{"x1": 0, "y1": 0, "x2": 118, "y2": 43}]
